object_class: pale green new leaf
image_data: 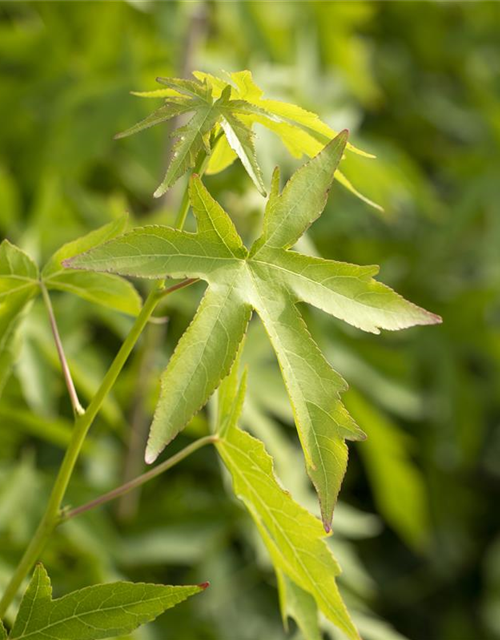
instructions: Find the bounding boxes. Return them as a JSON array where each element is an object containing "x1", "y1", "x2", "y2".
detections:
[
  {"x1": 9, "y1": 564, "x2": 205, "y2": 640},
  {"x1": 123, "y1": 70, "x2": 377, "y2": 206},
  {"x1": 154, "y1": 91, "x2": 224, "y2": 198},
  {"x1": 43, "y1": 217, "x2": 141, "y2": 316},
  {"x1": 114, "y1": 100, "x2": 193, "y2": 140},
  {"x1": 215, "y1": 412, "x2": 359, "y2": 640},
  {"x1": 193, "y1": 70, "x2": 381, "y2": 209},
  {"x1": 219, "y1": 110, "x2": 266, "y2": 196},
  {"x1": 0, "y1": 241, "x2": 38, "y2": 301},
  {"x1": 66, "y1": 133, "x2": 440, "y2": 527}
]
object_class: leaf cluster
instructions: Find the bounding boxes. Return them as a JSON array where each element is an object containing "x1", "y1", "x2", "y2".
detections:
[{"x1": 118, "y1": 70, "x2": 379, "y2": 207}]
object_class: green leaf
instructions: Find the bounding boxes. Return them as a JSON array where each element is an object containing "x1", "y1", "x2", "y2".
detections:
[
  {"x1": 9, "y1": 564, "x2": 205, "y2": 640},
  {"x1": 0, "y1": 241, "x2": 39, "y2": 301},
  {"x1": 153, "y1": 93, "x2": 223, "y2": 198},
  {"x1": 277, "y1": 571, "x2": 322, "y2": 640},
  {"x1": 124, "y1": 71, "x2": 377, "y2": 206},
  {"x1": 114, "y1": 99, "x2": 194, "y2": 139},
  {"x1": 0, "y1": 242, "x2": 39, "y2": 394},
  {"x1": 65, "y1": 133, "x2": 440, "y2": 527},
  {"x1": 219, "y1": 110, "x2": 266, "y2": 196},
  {"x1": 215, "y1": 410, "x2": 359, "y2": 640},
  {"x1": 0, "y1": 619, "x2": 6, "y2": 640},
  {"x1": 146, "y1": 286, "x2": 252, "y2": 462},
  {"x1": 192, "y1": 70, "x2": 381, "y2": 209},
  {"x1": 43, "y1": 217, "x2": 142, "y2": 316}
]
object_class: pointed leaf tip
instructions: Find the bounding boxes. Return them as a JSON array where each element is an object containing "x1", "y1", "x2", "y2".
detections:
[
  {"x1": 198, "y1": 582, "x2": 210, "y2": 590},
  {"x1": 145, "y1": 448, "x2": 158, "y2": 465}
]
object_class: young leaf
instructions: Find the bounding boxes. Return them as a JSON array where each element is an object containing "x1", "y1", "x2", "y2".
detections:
[
  {"x1": 9, "y1": 564, "x2": 205, "y2": 640},
  {"x1": 215, "y1": 404, "x2": 359, "y2": 640},
  {"x1": 0, "y1": 619, "x2": 6, "y2": 640},
  {"x1": 122, "y1": 71, "x2": 375, "y2": 204},
  {"x1": 153, "y1": 90, "x2": 225, "y2": 197},
  {"x1": 42, "y1": 217, "x2": 141, "y2": 316},
  {"x1": 114, "y1": 99, "x2": 194, "y2": 139},
  {"x1": 194, "y1": 70, "x2": 381, "y2": 209},
  {"x1": 65, "y1": 132, "x2": 441, "y2": 528},
  {"x1": 0, "y1": 241, "x2": 39, "y2": 301}
]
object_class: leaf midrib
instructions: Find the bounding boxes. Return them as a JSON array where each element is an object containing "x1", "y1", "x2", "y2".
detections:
[
  {"x1": 14, "y1": 592, "x2": 176, "y2": 639},
  {"x1": 219, "y1": 437, "x2": 338, "y2": 623},
  {"x1": 249, "y1": 255, "x2": 411, "y2": 320}
]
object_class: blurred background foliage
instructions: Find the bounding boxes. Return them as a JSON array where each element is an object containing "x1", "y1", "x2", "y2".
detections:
[{"x1": 0, "y1": 2, "x2": 499, "y2": 639}]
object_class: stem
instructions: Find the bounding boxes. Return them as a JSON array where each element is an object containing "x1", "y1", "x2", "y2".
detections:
[
  {"x1": 1, "y1": 100, "x2": 215, "y2": 616},
  {"x1": 64, "y1": 435, "x2": 217, "y2": 522},
  {"x1": 40, "y1": 283, "x2": 84, "y2": 417},
  {"x1": 0, "y1": 283, "x2": 163, "y2": 617}
]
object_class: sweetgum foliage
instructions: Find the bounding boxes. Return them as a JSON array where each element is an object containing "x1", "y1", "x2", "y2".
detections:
[{"x1": 66, "y1": 132, "x2": 441, "y2": 530}]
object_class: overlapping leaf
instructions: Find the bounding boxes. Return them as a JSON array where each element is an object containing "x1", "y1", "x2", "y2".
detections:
[
  {"x1": 0, "y1": 221, "x2": 141, "y2": 394},
  {"x1": 66, "y1": 132, "x2": 440, "y2": 528},
  {"x1": 122, "y1": 70, "x2": 380, "y2": 207},
  {"x1": 42, "y1": 216, "x2": 142, "y2": 316},
  {"x1": 118, "y1": 78, "x2": 268, "y2": 197},
  {"x1": 0, "y1": 242, "x2": 39, "y2": 394},
  {"x1": 214, "y1": 365, "x2": 358, "y2": 640},
  {"x1": 6, "y1": 564, "x2": 205, "y2": 640}
]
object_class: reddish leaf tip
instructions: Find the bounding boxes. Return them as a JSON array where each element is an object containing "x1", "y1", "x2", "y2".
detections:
[
  {"x1": 323, "y1": 522, "x2": 331, "y2": 534},
  {"x1": 198, "y1": 581, "x2": 210, "y2": 590}
]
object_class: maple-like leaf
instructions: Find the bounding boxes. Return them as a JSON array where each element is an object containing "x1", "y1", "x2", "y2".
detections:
[
  {"x1": 117, "y1": 77, "x2": 269, "y2": 198},
  {"x1": 7, "y1": 564, "x2": 205, "y2": 640},
  {"x1": 120, "y1": 70, "x2": 379, "y2": 208},
  {"x1": 66, "y1": 132, "x2": 440, "y2": 528}
]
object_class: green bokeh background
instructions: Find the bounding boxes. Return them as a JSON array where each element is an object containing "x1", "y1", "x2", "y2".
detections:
[{"x1": 0, "y1": 2, "x2": 499, "y2": 639}]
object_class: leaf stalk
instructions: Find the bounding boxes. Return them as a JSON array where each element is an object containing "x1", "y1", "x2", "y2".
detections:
[
  {"x1": 40, "y1": 282, "x2": 84, "y2": 417},
  {"x1": 62, "y1": 435, "x2": 218, "y2": 522}
]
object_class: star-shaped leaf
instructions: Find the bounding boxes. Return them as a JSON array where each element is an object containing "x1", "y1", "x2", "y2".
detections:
[
  {"x1": 120, "y1": 70, "x2": 379, "y2": 208},
  {"x1": 118, "y1": 77, "x2": 269, "y2": 198},
  {"x1": 7, "y1": 564, "x2": 205, "y2": 640},
  {"x1": 65, "y1": 131, "x2": 441, "y2": 528}
]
